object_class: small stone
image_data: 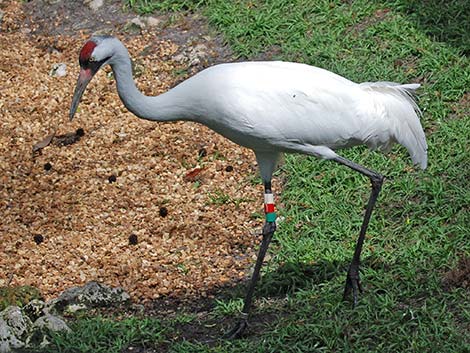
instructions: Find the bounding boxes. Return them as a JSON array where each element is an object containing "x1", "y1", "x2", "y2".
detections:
[
  {"x1": 128, "y1": 234, "x2": 138, "y2": 245},
  {"x1": 131, "y1": 17, "x2": 145, "y2": 28},
  {"x1": 76, "y1": 128, "x2": 85, "y2": 137},
  {"x1": 198, "y1": 148, "x2": 207, "y2": 158},
  {"x1": 33, "y1": 234, "x2": 44, "y2": 245},
  {"x1": 49, "y1": 63, "x2": 67, "y2": 77},
  {"x1": 124, "y1": 17, "x2": 145, "y2": 34},
  {"x1": 159, "y1": 207, "x2": 168, "y2": 218},
  {"x1": 145, "y1": 16, "x2": 161, "y2": 28},
  {"x1": 84, "y1": 0, "x2": 104, "y2": 11}
]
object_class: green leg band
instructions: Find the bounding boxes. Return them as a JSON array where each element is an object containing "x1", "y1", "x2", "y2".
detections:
[{"x1": 266, "y1": 212, "x2": 276, "y2": 223}]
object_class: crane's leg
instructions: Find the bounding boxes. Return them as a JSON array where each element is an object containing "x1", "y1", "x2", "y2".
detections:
[
  {"x1": 224, "y1": 181, "x2": 276, "y2": 339},
  {"x1": 332, "y1": 155, "x2": 384, "y2": 306}
]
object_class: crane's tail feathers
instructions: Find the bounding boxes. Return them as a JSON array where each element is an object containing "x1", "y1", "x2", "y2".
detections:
[{"x1": 360, "y1": 82, "x2": 428, "y2": 169}]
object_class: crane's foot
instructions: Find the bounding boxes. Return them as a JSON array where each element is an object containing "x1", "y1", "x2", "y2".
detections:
[
  {"x1": 342, "y1": 265, "x2": 363, "y2": 307},
  {"x1": 223, "y1": 318, "x2": 248, "y2": 339}
]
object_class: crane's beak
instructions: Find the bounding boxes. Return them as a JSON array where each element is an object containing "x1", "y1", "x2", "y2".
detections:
[{"x1": 69, "y1": 68, "x2": 94, "y2": 121}]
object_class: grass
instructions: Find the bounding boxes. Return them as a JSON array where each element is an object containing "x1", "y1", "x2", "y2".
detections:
[
  {"x1": 0, "y1": 285, "x2": 42, "y2": 310},
  {"x1": 39, "y1": 0, "x2": 470, "y2": 352},
  {"x1": 36, "y1": 316, "x2": 166, "y2": 353}
]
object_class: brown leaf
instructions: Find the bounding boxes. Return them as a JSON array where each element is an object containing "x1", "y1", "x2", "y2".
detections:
[
  {"x1": 184, "y1": 167, "x2": 204, "y2": 182},
  {"x1": 32, "y1": 129, "x2": 56, "y2": 152}
]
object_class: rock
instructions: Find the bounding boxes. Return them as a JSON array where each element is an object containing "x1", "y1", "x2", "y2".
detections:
[
  {"x1": 0, "y1": 306, "x2": 32, "y2": 353},
  {"x1": 49, "y1": 63, "x2": 67, "y2": 77},
  {"x1": 0, "y1": 304, "x2": 72, "y2": 351},
  {"x1": 123, "y1": 16, "x2": 161, "y2": 33},
  {"x1": 47, "y1": 281, "x2": 130, "y2": 314},
  {"x1": 84, "y1": 0, "x2": 104, "y2": 11},
  {"x1": 134, "y1": 17, "x2": 147, "y2": 28},
  {"x1": 23, "y1": 299, "x2": 46, "y2": 321},
  {"x1": 27, "y1": 314, "x2": 70, "y2": 348},
  {"x1": 145, "y1": 16, "x2": 161, "y2": 28},
  {"x1": 33, "y1": 314, "x2": 70, "y2": 333},
  {"x1": 124, "y1": 17, "x2": 145, "y2": 34}
]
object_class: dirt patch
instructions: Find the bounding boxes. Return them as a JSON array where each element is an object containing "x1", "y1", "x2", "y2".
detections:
[
  {"x1": 450, "y1": 91, "x2": 470, "y2": 119},
  {"x1": 442, "y1": 256, "x2": 470, "y2": 291},
  {"x1": 22, "y1": 0, "x2": 135, "y2": 36},
  {"x1": 21, "y1": 0, "x2": 233, "y2": 70},
  {"x1": 0, "y1": 1, "x2": 275, "y2": 302},
  {"x1": 347, "y1": 8, "x2": 391, "y2": 37}
]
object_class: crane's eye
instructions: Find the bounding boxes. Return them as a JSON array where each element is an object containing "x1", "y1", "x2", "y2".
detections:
[{"x1": 89, "y1": 56, "x2": 96, "y2": 62}]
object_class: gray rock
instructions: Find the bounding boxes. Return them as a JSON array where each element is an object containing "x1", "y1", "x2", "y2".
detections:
[
  {"x1": 124, "y1": 16, "x2": 161, "y2": 33},
  {"x1": 130, "y1": 17, "x2": 146, "y2": 28},
  {"x1": 47, "y1": 281, "x2": 130, "y2": 314},
  {"x1": 124, "y1": 18, "x2": 144, "y2": 34},
  {"x1": 0, "y1": 306, "x2": 32, "y2": 353},
  {"x1": 27, "y1": 314, "x2": 70, "y2": 348},
  {"x1": 33, "y1": 314, "x2": 70, "y2": 332},
  {"x1": 84, "y1": 0, "x2": 104, "y2": 11},
  {"x1": 0, "y1": 317, "x2": 21, "y2": 353},
  {"x1": 145, "y1": 16, "x2": 161, "y2": 28}
]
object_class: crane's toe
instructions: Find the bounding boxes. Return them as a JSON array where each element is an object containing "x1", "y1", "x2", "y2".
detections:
[
  {"x1": 342, "y1": 267, "x2": 363, "y2": 307},
  {"x1": 223, "y1": 319, "x2": 248, "y2": 339}
]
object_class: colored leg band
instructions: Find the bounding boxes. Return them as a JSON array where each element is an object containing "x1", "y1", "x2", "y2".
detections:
[
  {"x1": 266, "y1": 212, "x2": 276, "y2": 222},
  {"x1": 264, "y1": 192, "x2": 276, "y2": 222}
]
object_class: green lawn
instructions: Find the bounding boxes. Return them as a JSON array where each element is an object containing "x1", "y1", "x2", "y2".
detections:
[{"x1": 43, "y1": 0, "x2": 469, "y2": 352}]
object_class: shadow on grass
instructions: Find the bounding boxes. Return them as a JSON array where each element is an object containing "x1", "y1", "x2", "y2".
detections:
[
  {"x1": 380, "y1": 0, "x2": 470, "y2": 55},
  {"x1": 257, "y1": 259, "x2": 344, "y2": 297}
]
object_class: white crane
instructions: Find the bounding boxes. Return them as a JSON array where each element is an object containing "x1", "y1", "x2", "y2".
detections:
[{"x1": 70, "y1": 35, "x2": 427, "y2": 338}]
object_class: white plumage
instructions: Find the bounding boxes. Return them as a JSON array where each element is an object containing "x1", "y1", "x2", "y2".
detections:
[
  {"x1": 70, "y1": 36, "x2": 428, "y2": 337},
  {"x1": 166, "y1": 62, "x2": 427, "y2": 169}
]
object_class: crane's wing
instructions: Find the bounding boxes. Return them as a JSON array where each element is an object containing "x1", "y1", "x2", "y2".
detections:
[{"x1": 181, "y1": 62, "x2": 360, "y2": 147}]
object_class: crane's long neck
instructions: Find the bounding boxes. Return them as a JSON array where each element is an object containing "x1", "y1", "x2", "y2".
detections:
[{"x1": 110, "y1": 46, "x2": 193, "y2": 122}]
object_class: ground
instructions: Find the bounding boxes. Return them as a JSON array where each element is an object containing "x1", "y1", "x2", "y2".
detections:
[{"x1": 0, "y1": 0, "x2": 275, "y2": 304}]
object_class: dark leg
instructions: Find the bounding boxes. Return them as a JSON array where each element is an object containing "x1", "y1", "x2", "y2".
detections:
[
  {"x1": 333, "y1": 156, "x2": 384, "y2": 306},
  {"x1": 224, "y1": 182, "x2": 277, "y2": 339}
]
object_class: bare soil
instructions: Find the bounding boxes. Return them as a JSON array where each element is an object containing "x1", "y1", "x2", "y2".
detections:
[{"x1": 0, "y1": 1, "x2": 275, "y2": 304}]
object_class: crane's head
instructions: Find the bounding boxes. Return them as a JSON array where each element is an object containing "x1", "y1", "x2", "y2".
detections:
[{"x1": 70, "y1": 36, "x2": 115, "y2": 120}]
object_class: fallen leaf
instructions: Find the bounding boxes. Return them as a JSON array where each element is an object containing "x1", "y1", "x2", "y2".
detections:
[{"x1": 32, "y1": 129, "x2": 56, "y2": 152}]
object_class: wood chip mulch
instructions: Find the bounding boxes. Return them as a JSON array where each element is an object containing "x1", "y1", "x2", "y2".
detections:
[{"x1": 0, "y1": 2, "x2": 275, "y2": 302}]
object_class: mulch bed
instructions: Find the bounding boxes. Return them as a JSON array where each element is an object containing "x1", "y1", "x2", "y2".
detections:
[{"x1": 0, "y1": 1, "x2": 276, "y2": 302}]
